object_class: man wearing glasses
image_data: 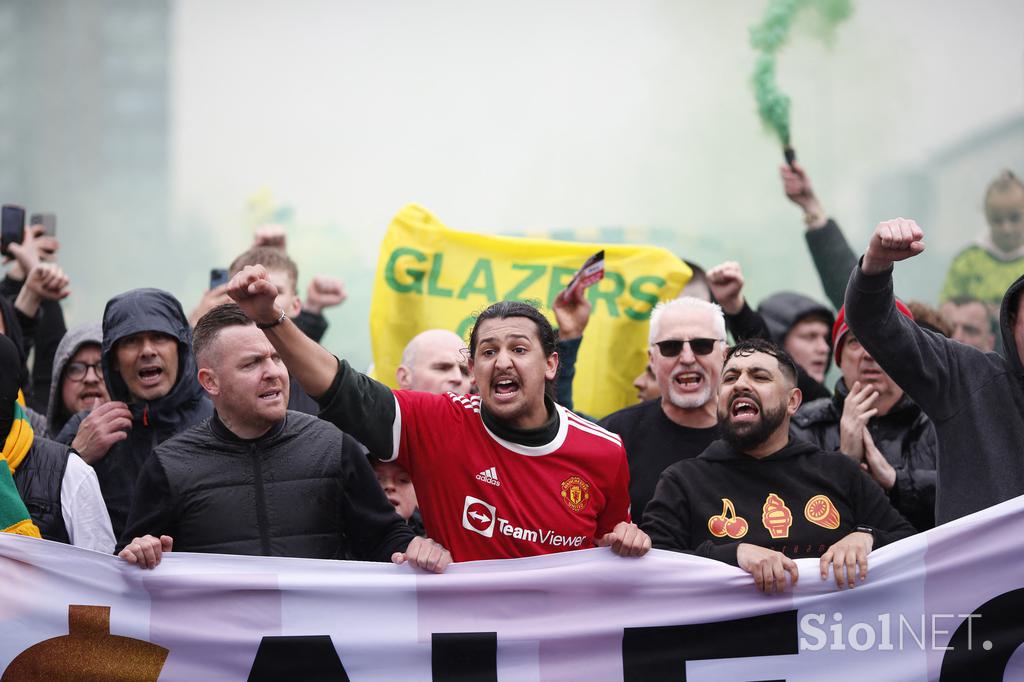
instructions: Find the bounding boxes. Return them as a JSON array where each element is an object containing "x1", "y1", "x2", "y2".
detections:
[
  {"x1": 45, "y1": 323, "x2": 110, "y2": 439},
  {"x1": 600, "y1": 298, "x2": 725, "y2": 521}
]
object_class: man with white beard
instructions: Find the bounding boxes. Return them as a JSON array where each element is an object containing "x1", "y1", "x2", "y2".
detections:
[{"x1": 600, "y1": 298, "x2": 724, "y2": 520}]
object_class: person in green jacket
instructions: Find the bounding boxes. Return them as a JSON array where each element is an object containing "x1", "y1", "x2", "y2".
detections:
[{"x1": 941, "y1": 169, "x2": 1024, "y2": 308}]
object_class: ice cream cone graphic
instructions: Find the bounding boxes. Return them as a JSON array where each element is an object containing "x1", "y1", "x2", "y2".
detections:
[
  {"x1": 761, "y1": 493, "x2": 792, "y2": 539},
  {"x1": 805, "y1": 494, "x2": 841, "y2": 529}
]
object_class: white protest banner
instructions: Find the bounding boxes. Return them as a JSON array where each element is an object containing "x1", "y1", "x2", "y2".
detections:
[{"x1": 0, "y1": 496, "x2": 1022, "y2": 680}]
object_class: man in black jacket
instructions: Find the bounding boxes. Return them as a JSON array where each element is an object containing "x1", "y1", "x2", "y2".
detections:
[
  {"x1": 791, "y1": 303, "x2": 937, "y2": 531},
  {"x1": 57, "y1": 289, "x2": 214, "y2": 538},
  {"x1": 643, "y1": 339, "x2": 914, "y2": 593},
  {"x1": 117, "y1": 304, "x2": 449, "y2": 572},
  {"x1": 599, "y1": 297, "x2": 724, "y2": 522}
]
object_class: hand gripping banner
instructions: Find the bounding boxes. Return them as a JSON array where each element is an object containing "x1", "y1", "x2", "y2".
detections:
[
  {"x1": 0, "y1": 496, "x2": 1023, "y2": 680},
  {"x1": 369, "y1": 204, "x2": 691, "y2": 418}
]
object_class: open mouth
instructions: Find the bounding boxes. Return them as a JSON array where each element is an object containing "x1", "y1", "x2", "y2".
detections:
[
  {"x1": 258, "y1": 389, "x2": 283, "y2": 402},
  {"x1": 673, "y1": 371, "x2": 704, "y2": 390},
  {"x1": 137, "y1": 366, "x2": 164, "y2": 386},
  {"x1": 492, "y1": 377, "x2": 520, "y2": 400},
  {"x1": 730, "y1": 396, "x2": 761, "y2": 422}
]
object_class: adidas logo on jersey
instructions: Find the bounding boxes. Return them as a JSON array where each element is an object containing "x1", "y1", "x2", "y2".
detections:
[{"x1": 475, "y1": 467, "x2": 501, "y2": 487}]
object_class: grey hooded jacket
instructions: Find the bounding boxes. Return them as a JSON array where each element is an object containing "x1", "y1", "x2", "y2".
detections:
[{"x1": 45, "y1": 323, "x2": 104, "y2": 439}]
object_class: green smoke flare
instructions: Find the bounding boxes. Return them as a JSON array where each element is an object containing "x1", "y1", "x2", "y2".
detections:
[{"x1": 750, "y1": 0, "x2": 853, "y2": 146}]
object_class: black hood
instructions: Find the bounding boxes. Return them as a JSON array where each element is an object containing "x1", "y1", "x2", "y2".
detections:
[
  {"x1": 698, "y1": 436, "x2": 820, "y2": 462},
  {"x1": 101, "y1": 288, "x2": 206, "y2": 423},
  {"x1": 999, "y1": 274, "x2": 1024, "y2": 378},
  {"x1": 758, "y1": 291, "x2": 835, "y2": 346}
]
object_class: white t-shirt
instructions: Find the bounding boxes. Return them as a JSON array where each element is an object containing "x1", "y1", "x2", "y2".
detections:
[{"x1": 61, "y1": 453, "x2": 115, "y2": 553}]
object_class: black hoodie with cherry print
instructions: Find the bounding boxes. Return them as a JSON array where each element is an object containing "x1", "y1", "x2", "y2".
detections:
[{"x1": 641, "y1": 437, "x2": 915, "y2": 566}]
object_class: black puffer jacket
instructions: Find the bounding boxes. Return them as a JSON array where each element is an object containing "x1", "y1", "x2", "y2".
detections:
[
  {"x1": 13, "y1": 437, "x2": 70, "y2": 543},
  {"x1": 118, "y1": 411, "x2": 414, "y2": 560},
  {"x1": 58, "y1": 289, "x2": 212, "y2": 538},
  {"x1": 791, "y1": 379, "x2": 937, "y2": 531}
]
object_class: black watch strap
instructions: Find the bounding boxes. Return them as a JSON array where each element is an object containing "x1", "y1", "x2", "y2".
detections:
[{"x1": 256, "y1": 310, "x2": 287, "y2": 330}]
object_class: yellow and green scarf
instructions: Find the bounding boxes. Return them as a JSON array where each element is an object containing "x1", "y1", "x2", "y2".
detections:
[{"x1": 0, "y1": 394, "x2": 41, "y2": 538}]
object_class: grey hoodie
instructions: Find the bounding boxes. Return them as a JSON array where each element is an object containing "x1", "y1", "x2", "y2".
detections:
[
  {"x1": 845, "y1": 265, "x2": 1024, "y2": 524},
  {"x1": 45, "y1": 323, "x2": 104, "y2": 439}
]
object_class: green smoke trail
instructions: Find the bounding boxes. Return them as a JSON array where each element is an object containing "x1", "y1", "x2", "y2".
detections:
[{"x1": 750, "y1": 0, "x2": 853, "y2": 147}]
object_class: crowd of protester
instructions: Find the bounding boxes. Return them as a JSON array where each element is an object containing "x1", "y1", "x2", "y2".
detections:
[{"x1": 0, "y1": 164, "x2": 1021, "y2": 592}]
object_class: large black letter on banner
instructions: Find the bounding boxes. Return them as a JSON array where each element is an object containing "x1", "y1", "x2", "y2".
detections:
[
  {"x1": 622, "y1": 610, "x2": 798, "y2": 681},
  {"x1": 248, "y1": 635, "x2": 350, "y2": 681},
  {"x1": 940, "y1": 588, "x2": 1024, "y2": 680},
  {"x1": 432, "y1": 632, "x2": 498, "y2": 682}
]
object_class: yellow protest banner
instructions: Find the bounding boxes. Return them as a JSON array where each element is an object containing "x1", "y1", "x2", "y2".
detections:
[{"x1": 370, "y1": 205, "x2": 690, "y2": 418}]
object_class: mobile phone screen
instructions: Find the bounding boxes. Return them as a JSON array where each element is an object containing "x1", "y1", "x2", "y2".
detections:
[
  {"x1": 29, "y1": 212, "x2": 56, "y2": 236},
  {"x1": 1, "y1": 205, "x2": 26, "y2": 256},
  {"x1": 210, "y1": 268, "x2": 230, "y2": 289}
]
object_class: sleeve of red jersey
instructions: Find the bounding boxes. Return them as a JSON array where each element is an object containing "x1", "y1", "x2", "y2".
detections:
[
  {"x1": 594, "y1": 447, "x2": 632, "y2": 538},
  {"x1": 383, "y1": 390, "x2": 461, "y2": 478}
]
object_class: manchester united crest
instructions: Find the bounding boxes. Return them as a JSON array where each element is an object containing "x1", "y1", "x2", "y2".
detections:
[{"x1": 560, "y1": 475, "x2": 592, "y2": 513}]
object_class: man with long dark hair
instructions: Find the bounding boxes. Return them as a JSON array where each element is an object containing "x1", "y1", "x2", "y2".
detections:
[{"x1": 226, "y1": 265, "x2": 650, "y2": 562}]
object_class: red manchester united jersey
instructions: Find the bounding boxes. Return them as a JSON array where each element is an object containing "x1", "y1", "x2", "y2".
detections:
[{"x1": 385, "y1": 391, "x2": 631, "y2": 562}]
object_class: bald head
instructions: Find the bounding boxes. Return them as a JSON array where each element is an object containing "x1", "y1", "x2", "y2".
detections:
[{"x1": 397, "y1": 329, "x2": 472, "y2": 395}]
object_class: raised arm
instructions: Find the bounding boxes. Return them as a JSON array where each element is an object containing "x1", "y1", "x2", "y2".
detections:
[
  {"x1": 781, "y1": 163, "x2": 858, "y2": 309},
  {"x1": 226, "y1": 265, "x2": 397, "y2": 457},
  {"x1": 227, "y1": 265, "x2": 338, "y2": 398},
  {"x1": 845, "y1": 219, "x2": 990, "y2": 420},
  {"x1": 707, "y1": 261, "x2": 772, "y2": 340}
]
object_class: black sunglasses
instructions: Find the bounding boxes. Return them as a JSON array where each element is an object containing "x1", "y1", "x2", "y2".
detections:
[{"x1": 653, "y1": 338, "x2": 721, "y2": 357}]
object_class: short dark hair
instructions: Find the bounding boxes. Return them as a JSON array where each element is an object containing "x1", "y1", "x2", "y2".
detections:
[
  {"x1": 229, "y1": 247, "x2": 299, "y2": 294},
  {"x1": 193, "y1": 303, "x2": 254, "y2": 365},
  {"x1": 468, "y1": 300, "x2": 557, "y2": 398},
  {"x1": 945, "y1": 295, "x2": 999, "y2": 336},
  {"x1": 725, "y1": 338, "x2": 798, "y2": 386}
]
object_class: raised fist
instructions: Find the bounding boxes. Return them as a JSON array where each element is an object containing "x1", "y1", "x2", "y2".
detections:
[
  {"x1": 252, "y1": 224, "x2": 287, "y2": 251},
  {"x1": 226, "y1": 264, "x2": 283, "y2": 325},
  {"x1": 25, "y1": 263, "x2": 70, "y2": 301},
  {"x1": 862, "y1": 218, "x2": 925, "y2": 275},
  {"x1": 304, "y1": 275, "x2": 347, "y2": 314},
  {"x1": 706, "y1": 261, "x2": 745, "y2": 315}
]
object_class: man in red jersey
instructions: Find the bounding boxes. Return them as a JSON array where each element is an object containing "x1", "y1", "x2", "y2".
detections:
[{"x1": 227, "y1": 265, "x2": 650, "y2": 562}]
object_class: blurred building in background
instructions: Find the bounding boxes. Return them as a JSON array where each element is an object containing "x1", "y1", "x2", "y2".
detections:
[{"x1": 0, "y1": 0, "x2": 170, "y2": 314}]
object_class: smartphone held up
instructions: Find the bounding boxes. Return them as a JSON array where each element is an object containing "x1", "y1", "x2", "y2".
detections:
[{"x1": 1, "y1": 205, "x2": 26, "y2": 257}]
